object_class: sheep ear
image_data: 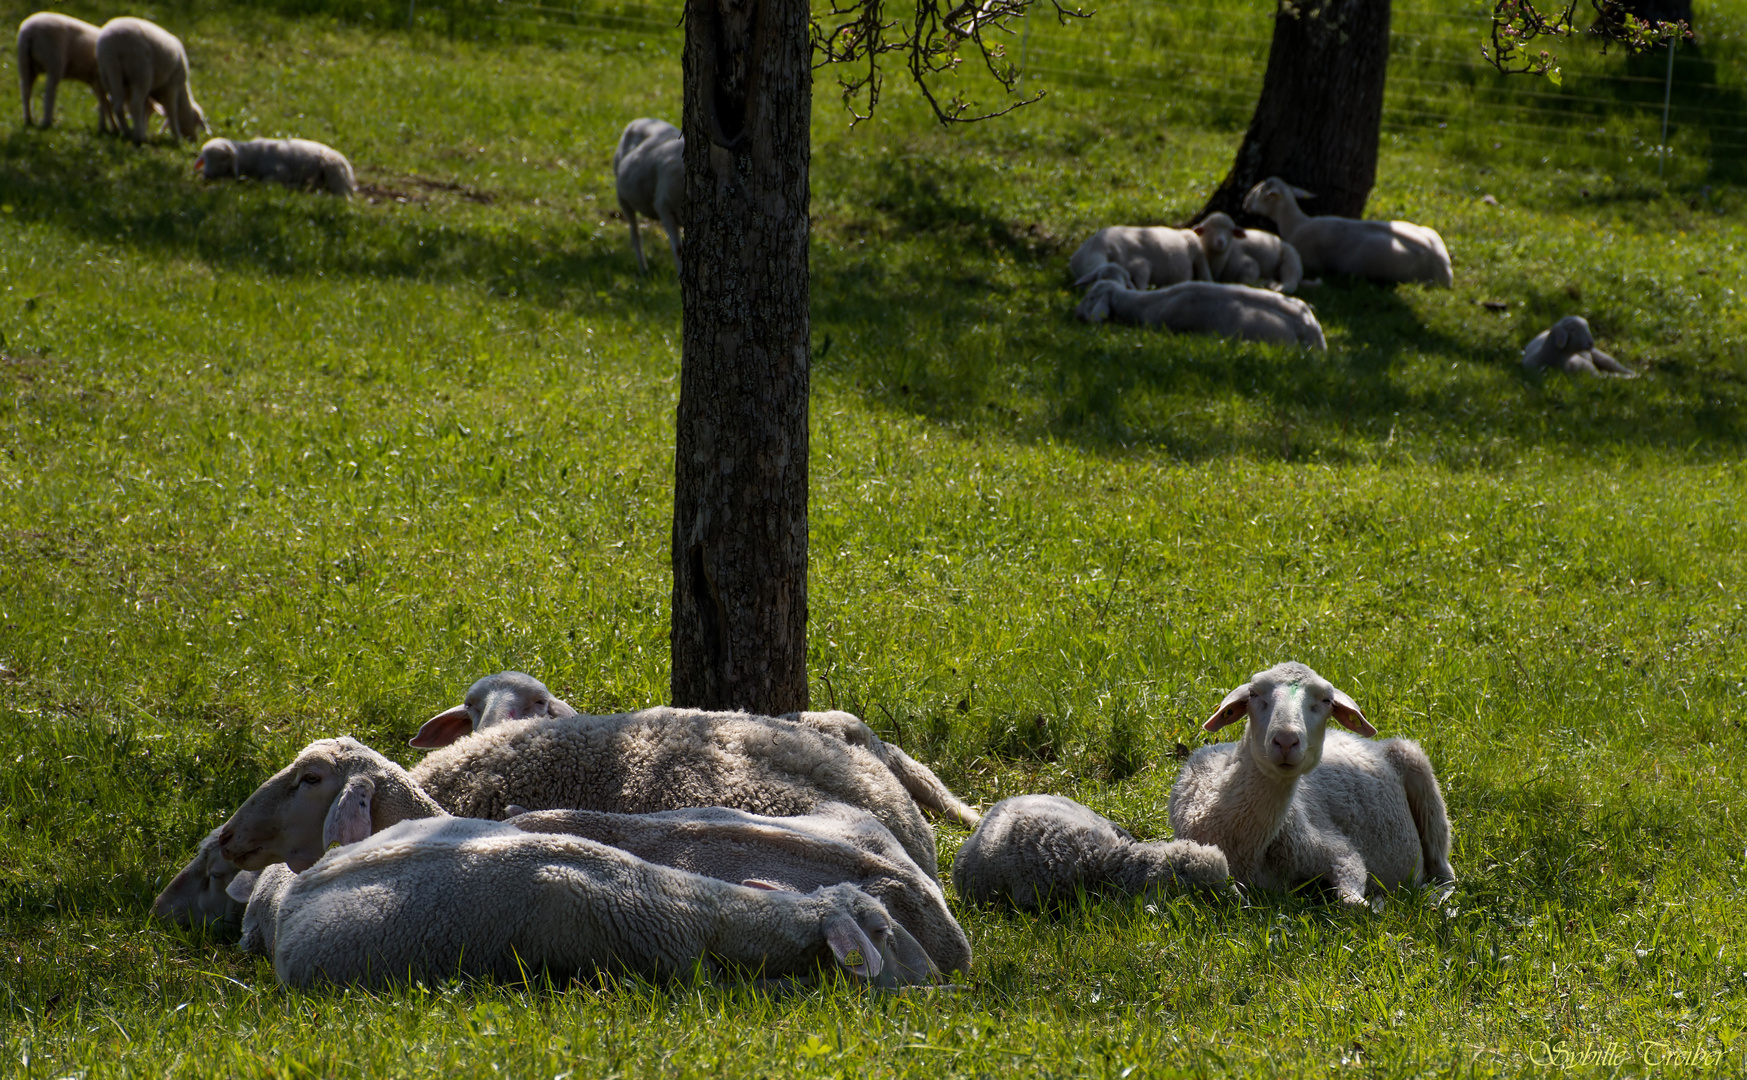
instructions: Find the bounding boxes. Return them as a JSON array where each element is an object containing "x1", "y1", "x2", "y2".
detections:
[
  {"x1": 1330, "y1": 689, "x2": 1376, "y2": 736},
  {"x1": 1192, "y1": 222, "x2": 1210, "y2": 236},
  {"x1": 410, "y1": 706, "x2": 473, "y2": 748},
  {"x1": 1290, "y1": 186, "x2": 1317, "y2": 200},
  {"x1": 823, "y1": 916, "x2": 883, "y2": 979},
  {"x1": 875, "y1": 924, "x2": 938, "y2": 987},
  {"x1": 225, "y1": 870, "x2": 260, "y2": 904},
  {"x1": 1204, "y1": 684, "x2": 1251, "y2": 731},
  {"x1": 322, "y1": 776, "x2": 375, "y2": 849},
  {"x1": 1073, "y1": 269, "x2": 1104, "y2": 287},
  {"x1": 1551, "y1": 324, "x2": 1569, "y2": 350},
  {"x1": 502, "y1": 804, "x2": 530, "y2": 820}
]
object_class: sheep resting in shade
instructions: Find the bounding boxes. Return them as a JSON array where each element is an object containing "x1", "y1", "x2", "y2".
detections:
[
  {"x1": 952, "y1": 794, "x2": 1229, "y2": 909},
  {"x1": 195, "y1": 137, "x2": 356, "y2": 197},
  {"x1": 1522, "y1": 315, "x2": 1635, "y2": 377}
]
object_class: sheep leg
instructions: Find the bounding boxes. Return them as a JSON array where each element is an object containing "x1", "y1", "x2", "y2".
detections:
[
  {"x1": 19, "y1": 59, "x2": 36, "y2": 128},
  {"x1": 1586, "y1": 348, "x2": 1637, "y2": 378},
  {"x1": 622, "y1": 200, "x2": 648, "y2": 275},
  {"x1": 40, "y1": 71, "x2": 60, "y2": 129},
  {"x1": 1327, "y1": 850, "x2": 1369, "y2": 907},
  {"x1": 1386, "y1": 741, "x2": 1455, "y2": 884},
  {"x1": 657, "y1": 206, "x2": 682, "y2": 278},
  {"x1": 128, "y1": 84, "x2": 149, "y2": 143}
]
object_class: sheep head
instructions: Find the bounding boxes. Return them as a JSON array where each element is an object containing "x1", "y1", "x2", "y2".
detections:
[
  {"x1": 151, "y1": 827, "x2": 246, "y2": 928},
  {"x1": 1548, "y1": 315, "x2": 1595, "y2": 353},
  {"x1": 194, "y1": 138, "x2": 236, "y2": 179},
  {"x1": 1241, "y1": 178, "x2": 1315, "y2": 222},
  {"x1": 1203, "y1": 662, "x2": 1373, "y2": 780},
  {"x1": 411, "y1": 670, "x2": 577, "y2": 749},
  {"x1": 1192, "y1": 212, "x2": 1246, "y2": 258},
  {"x1": 1075, "y1": 280, "x2": 1122, "y2": 323}
]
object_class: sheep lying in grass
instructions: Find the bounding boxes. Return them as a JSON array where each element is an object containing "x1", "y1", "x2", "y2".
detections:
[
  {"x1": 17, "y1": 12, "x2": 110, "y2": 130},
  {"x1": 613, "y1": 117, "x2": 683, "y2": 274},
  {"x1": 505, "y1": 802, "x2": 969, "y2": 974},
  {"x1": 1242, "y1": 178, "x2": 1452, "y2": 288},
  {"x1": 412, "y1": 672, "x2": 980, "y2": 827},
  {"x1": 1192, "y1": 212, "x2": 1304, "y2": 294},
  {"x1": 96, "y1": 17, "x2": 205, "y2": 143},
  {"x1": 1076, "y1": 280, "x2": 1327, "y2": 350},
  {"x1": 227, "y1": 815, "x2": 920, "y2": 989},
  {"x1": 151, "y1": 827, "x2": 246, "y2": 928},
  {"x1": 952, "y1": 794, "x2": 1230, "y2": 909},
  {"x1": 194, "y1": 137, "x2": 356, "y2": 197},
  {"x1": 1521, "y1": 315, "x2": 1636, "y2": 377},
  {"x1": 1168, "y1": 662, "x2": 1456, "y2": 907},
  {"x1": 1069, "y1": 226, "x2": 1212, "y2": 290}
]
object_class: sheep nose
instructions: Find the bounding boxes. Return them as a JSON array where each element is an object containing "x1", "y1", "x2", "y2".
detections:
[
  {"x1": 1271, "y1": 732, "x2": 1302, "y2": 764},
  {"x1": 218, "y1": 826, "x2": 234, "y2": 847}
]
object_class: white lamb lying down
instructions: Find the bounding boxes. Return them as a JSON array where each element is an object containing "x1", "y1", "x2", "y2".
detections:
[
  {"x1": 952, "y1": 794, "x2": 1230, "y2": 910},
  {"x1": 229, "y1": 815, "x2": 924, "y2": 989},
  {"x1": 1069, "y1": 225, "x2": 1211, "y2": 290},
  {"x1": 1168, "y1": 662, "x2": 1456, "y2": 907},
  {"x1": 1076, "y1": 280, "x2": 1327, "y2": 350},
  {"x1": 195, "y1": 137, "x2": 356, "y2": 197},
  {"x1": 1242, "y1": 177, "x2": 1452, "y2": 288},
  {"x1": 1192, "y1": 212, "x2": 1305, "y2": 294},
  {"x1": 1521, "y1": 315, "x2": 1635, "y2": 377}
]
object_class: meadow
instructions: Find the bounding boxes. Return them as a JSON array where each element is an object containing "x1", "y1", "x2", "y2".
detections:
[{"x1": 2, "y1": 0, "x2": 1746, "y2": 1074}]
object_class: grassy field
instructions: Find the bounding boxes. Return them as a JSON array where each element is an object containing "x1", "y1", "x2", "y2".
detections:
[{"x1": 3, "y1": 0, "x2": 1746, "y2": 1074}]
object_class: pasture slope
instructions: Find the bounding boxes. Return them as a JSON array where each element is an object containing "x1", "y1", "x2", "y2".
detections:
[{"x1": 1, "y1": 0, "x2": 1745, "y2": 1075}]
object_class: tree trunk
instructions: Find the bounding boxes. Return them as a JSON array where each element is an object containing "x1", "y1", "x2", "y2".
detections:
[
  {"x1": 1198, "y1": 0, "x2": 1393, "y2": 223},
  {"x1": 671, "y1": 0, "x2": 812, "y2": 714}
]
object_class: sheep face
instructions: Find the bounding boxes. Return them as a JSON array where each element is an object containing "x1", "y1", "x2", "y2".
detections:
[
  {"x1": 194, "y1": 138, "x2": 236, "y2": 179},
  {"x1": 411, "y1": 670, "x2": 577, "y2": 748},
  {"x1": 1241, "y1": 178, "x2": 1314, "y2": 222},
  {"x1": 1203, "y1": 662, "x2": 1373, "y2": 779},
  {"x1": 1075, "y1": 280, "x2": 1121, "y2": 323},
  {"x1": 151, "y1": 828, "x2": 246, "y2": 927},
  {"x1": 219, "y1": 738, "x2": 381, "y2": 871},
  {"x1": 1549, "y1": 315, "x2": 1596, "y2": 353},
  {"x1": 1193, "y1": 212, "x2": 1244, "y2": 258}
]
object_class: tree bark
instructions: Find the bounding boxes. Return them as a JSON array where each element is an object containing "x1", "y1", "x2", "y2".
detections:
[
  {"x1": 1198, "y1": 0, "x2": 1393, "y2": 223},
  {"x1": 671, "y1": 0, "x2": 812, "y2": 714}
]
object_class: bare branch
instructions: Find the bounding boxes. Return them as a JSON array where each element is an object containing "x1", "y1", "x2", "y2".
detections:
[{"x1": 1483, "y1": 0, "x2": 1689, "y2": 77}]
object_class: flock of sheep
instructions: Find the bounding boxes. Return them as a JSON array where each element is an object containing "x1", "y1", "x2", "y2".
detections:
[{"x1": 149, "y1": 662, "x2": 1455, "y2": 989}]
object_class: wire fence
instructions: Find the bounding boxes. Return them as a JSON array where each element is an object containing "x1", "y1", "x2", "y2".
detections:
[{"x1": 398, "y1": 0, "x2": 1746, "y2": 182}]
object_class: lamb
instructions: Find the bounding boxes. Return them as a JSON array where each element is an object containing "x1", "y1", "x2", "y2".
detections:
[
  {"x1": 95, "y1": 17, "x2": 205, "y2": 144},
  {"x1": 1069, "y1": 226, "x2": 1212, "y2": 290},
  {"x1": 613, "y1": 117, "x2": 684, "y2": 274},
  {"x1": 151, "y1": 826, "x2": 246, "y2": 928},
  {"x1": 17, "y1": 12, "x2": 109, "y2": 130},
  {"x1": 952, "y1": 794, "x2": 1230, "y2": 910},
  {"x1": 224, "y1": 814, "x2": 924, "y2": 989},
  {"x1": 1521, "y1": 315, "x2": 1636, "y2": 377},
  {"x1": 1192, "y1": 212, "x2": 1304, "y2": 294},
  {"x1": 1241, "y1": 178, "x2": 1452, "y2": 288},
  {"x1": 1076, "y1": 279, "x2": 1327, "y2": 350},
  {"x1": 505, "y1": 802, "x2": 970, "y2": 974},
  {"x1": 411, "y1": 671, "x2": 980, "y2": 827},
  {"x1": 194, "y1": 137, "x2": 356, "y2": 197},
  {"x1": 1167, "y1": 662, "x2": 1456, "y2": 907}
]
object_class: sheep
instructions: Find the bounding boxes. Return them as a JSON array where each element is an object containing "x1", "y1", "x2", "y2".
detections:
[
  {"x1": 194, "y1": 138, "x2": 356, "y2": 197},
  {"x1": 1076, "y1": 279, "x2": 1327, "y2": 350},
  {"x1": 17, "y1": 13, "x2": 111, "y2": 131},
  {"x1": 952, "y1": 794, "x2": 1230, "y2": 910},
  {"x1": 505, "y1": 802, "x2": 970, "y2": 974},
  {"x1": 613, "y1": 117, "x2": 683, "y2": 275},
  {"x1": 95, "y1": 17, "x2": 205, "y2": 144},
  {"x1": 1069, "y1": 226, "x2": 1212, "y2": 290},
  {"x1": 219, "y1": 718, "x2": 940, "y2": 877},
  {"x1": 1167, "y1": 662, "x2": 1456, "y2": 907},
  {"x1": 1241, "y1": 178, "x2": 1452, "y2": 288},
  {"x1": 1522, "y1": 315, "x2": 1636, "y2": 377},
  {"x1": 225, "y1": 814, "x2": 924, "y2": 989},
  {"x1": 1192, "y1": 212, "x2": 1305, "y2": 294},
  {"x1": 151, "y1": 826, "x2": 247, "y2": 928},
  {"x1": 410, "y1": 672, "x2": 980, "y2": 827}
]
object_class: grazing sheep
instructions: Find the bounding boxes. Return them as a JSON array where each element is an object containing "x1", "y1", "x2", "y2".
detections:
[
  {"x1": 1192, "y1": 212, "x2": 1305, "y2": 294},
  {"x1": 219, "y1": 720, "x2": 939, "y2": 878},
  {"x1": 1168, "y1": 662, "x2": 1456, "y2": 907},
  {"x1": 96, "y1": 17, "x2": 205, "y2": 143},
  {"x1": 1522, "y1": 315, "x2": 1636, "y2": 377},
  {"x1": 1076, "y1": 279, "x2": 1327, "y2": 350},
  {"x1": 613, "y1": 117, "x2": 683, "y2": 274},
  {"x1": 17, "y1": 12, "x2": 109, "y2": 130},
  {"x1": 506, "y1": 802, "x2": 970, "y2": 974},
  {"x1": 411, "y1": 672, "x2": 980, "y2": 827},
  {"x1": 194, "y1": 137, "x2": 356, "y2": 197},
  {"x1": 1242, "y1": 178, "x2": 1452, "y2": 288},
  {"x1": 151, "y1": 827, "x2": 246, "y2": 928},
  {"x1": 952, "y1": 794, "x2": 1230, "y2": 910},
  {"x1": 227, "y1": 815, "x2": 919, "y2": 989},
  {"x1": 1069, "y1": 226, "x2": 1212, "y2": 290}
]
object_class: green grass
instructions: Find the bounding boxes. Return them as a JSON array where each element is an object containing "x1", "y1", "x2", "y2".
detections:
[{"x1": 3, "y1": 0, "x2": 1747, "y2": 1075}]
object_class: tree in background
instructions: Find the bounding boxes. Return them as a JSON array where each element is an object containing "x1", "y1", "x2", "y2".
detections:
[{"x1": 671, "y1": 0, "x2": 1082, "y2": 713}]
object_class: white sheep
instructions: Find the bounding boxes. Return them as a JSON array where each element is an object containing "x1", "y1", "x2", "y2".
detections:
[
  {"x1": 227, "y1": 815, "x2": 919, "y2": 989},
  {"x1": 95, "y1": 17, "x2": 205, "y2": 144},
  {"x1": 1076, "y1": 279, "x2": 1327, "y2": 350},
  {"x1": 17, "y1": 12, "x2": 111, "y2": 130},
  {"x1": 613, "y1": 117, "x2": 683, "y2": 275},
  {"x1": 1192, "y1": 212, "x2": 1305, "y2": 294},
  {"x1": 1167, "y1": 662, "x2": 1456, "y2": 907},
  {"x1": 411, "y1": 672, "x2": 980, "y2": 827},
  {"x1": 1522, "y1": 315, "x2": 1636, "y2": 377},
  {"x1": 952, "y1": 794, "x2": 1230, "y2": 910},
  {"x1": 1069, "y1": 226, "x2": 1211, "y2": 290},
  {"x1": 150, "y1": 826, "x2": 246, "y2": 928},
  {"x1": 195, "y1": 137, "x2": 356, "y2": 197},
  {"x1": 505, "y1": 802, "x2": 969, "y2": 974},
  {"x1": 1241, "y1": 178, "x2": 1452, "y2": 288}
]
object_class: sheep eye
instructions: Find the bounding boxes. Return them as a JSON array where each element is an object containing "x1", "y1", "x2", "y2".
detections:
[{"x1": 300, "y1": 773, "x2": 321, "y2": 786}]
